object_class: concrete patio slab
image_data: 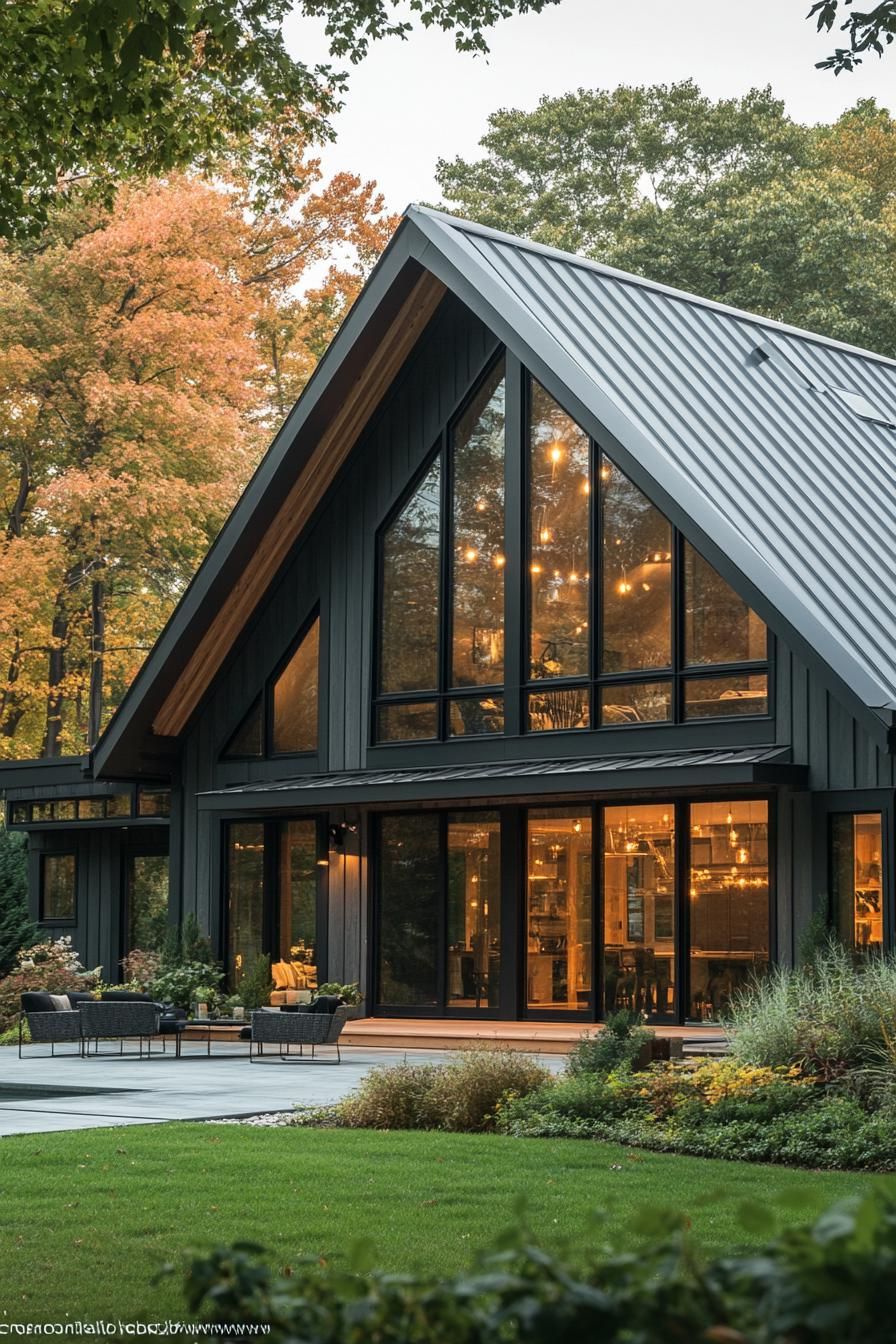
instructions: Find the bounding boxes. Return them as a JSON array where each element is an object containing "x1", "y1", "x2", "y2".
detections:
[{"x1": 0, "y1": 1043, "x2": 564, "y2": 1136}]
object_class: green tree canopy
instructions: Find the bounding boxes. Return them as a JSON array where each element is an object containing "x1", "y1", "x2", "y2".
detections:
[
  {"x1": 0, "y1": 0, "x2": 560, "y2": 241},
  {"x1": 435, "y1": 86, "x2": 896, "y2": 356}
]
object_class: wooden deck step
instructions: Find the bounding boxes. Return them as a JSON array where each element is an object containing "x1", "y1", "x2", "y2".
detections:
[{"x1": 341, "y1": 1017, "x2": 727, "y2": 1055}]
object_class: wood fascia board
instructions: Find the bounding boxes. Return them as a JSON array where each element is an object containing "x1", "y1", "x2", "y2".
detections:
[{"x1": 151, "y1": 270, "x2": 447, "y2": 739}]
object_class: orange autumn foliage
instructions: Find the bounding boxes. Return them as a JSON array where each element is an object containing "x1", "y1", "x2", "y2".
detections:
[{"x1": 0, "y1": 154, "x2": 396, "y2": 757}]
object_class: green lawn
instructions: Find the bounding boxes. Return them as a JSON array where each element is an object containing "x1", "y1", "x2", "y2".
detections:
[{"x1": 0, "y1": 1125, "x2": 891, "y2": 1321}]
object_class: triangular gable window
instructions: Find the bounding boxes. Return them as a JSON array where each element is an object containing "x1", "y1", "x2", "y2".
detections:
[
  {"x1": 272, "y1": 615, "x2": 320, "y2": 755},
  {"x1": 222, "y1": 699, "x2": 263, "y2": 759}
]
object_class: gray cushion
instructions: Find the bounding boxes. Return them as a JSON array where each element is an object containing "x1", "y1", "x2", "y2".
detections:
[{"x1": 48, "y1": 993, "x2": 72, "y2": 1012}]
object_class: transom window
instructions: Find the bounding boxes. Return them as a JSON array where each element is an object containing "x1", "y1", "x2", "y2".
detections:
[
  {"x1": 222, "y1": 612, "x2": 320, "y2": 759},
  {"x1": 373, "y1": 358, "x2": 768, "y2": 743}
]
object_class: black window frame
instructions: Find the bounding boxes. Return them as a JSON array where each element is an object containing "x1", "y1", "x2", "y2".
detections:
[
  {"x1": 38, "y1": 851, "x2": 78, "y2": 926},
  {"x1": 218, "y1": 605, "x2": 322, "y2": 762},
  {"x1": 372, "y1": 354, "x2": 508, "y2": 745},
  {"x1": 371, "y1": 357, "x2": 771, "y2": 746}
]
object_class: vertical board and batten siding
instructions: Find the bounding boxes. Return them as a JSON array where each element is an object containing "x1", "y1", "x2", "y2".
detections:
[{"x1": 175, "y1": 295, "x2": 499, "y2": 980}]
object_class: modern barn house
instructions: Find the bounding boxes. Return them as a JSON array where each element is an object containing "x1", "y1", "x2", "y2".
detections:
[{"x1": 3, "y1": 206, "x2": 895, "y2": 1026}]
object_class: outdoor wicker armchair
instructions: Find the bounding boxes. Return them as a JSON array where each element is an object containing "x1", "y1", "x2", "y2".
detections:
[
  {"x1": 249, "y1": 1005, "x2": 349, "y2": 1063},
  {"x1": 18, "y1": 992, "x2": 90, "y2": 1058}
]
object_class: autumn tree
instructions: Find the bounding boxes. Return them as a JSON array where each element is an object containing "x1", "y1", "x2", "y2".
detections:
[
  {"x1": 0, "y1": 156, "x2": 395, "y2": 758},
  {"x1": 435, "y1": 85, "x2": 896, "y2": 356},
  {"x1": 0, "y1": 0, "x2": 561, "y2": 240}
]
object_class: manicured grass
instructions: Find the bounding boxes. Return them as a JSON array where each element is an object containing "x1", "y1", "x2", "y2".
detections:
[{"x1": 0, "y1": 1124, "x2": 891, "y2": 1321}]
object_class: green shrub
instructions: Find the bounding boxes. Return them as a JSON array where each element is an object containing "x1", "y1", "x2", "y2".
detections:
[
  {"x1": 428, "y1": 1050, "x2": 552, "y2": 1132},
  {"x1": 151, "y1": 960, "x2": 222, "y2": 1012},
  {"x1": 181, "y1": 1193, "x2": 896, "y2": 1343},
  {"x1": 238, "y1": 953, "x2": 273, "y2": 1012},
  {"x1": 567, "y1": 1010, "x2": 653, "y2": 1077},
  {"x1": 0, "y1": 821, "x2": 35, "y2": 977},
  {"x1": 0, "y1": 935, "x2": 99, "y2": 1031},
  {"x1": 727, "y1": 940, "x2": 896, "y2": 1082},
  {"x1": 339, "y1": 1050, "x2": 551, "y2": 1132},
  {"x1": 340, "y1": 1062, "x2": 443, "y2": 1130}
]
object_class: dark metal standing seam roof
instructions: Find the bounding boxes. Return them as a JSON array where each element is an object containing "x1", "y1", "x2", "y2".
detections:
[
  {"x1": 198, "y1": 746, "x2": 802, "y2": 809},
  {"x1": 409, "y1": 206, "x2": 896, "y2": 729}
]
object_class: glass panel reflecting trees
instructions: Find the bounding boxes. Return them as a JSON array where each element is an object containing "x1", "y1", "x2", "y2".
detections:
[
  {"x1": 226, "y1": 822, "x2": 265, "y2": 986},
  {"x1": 601, "y1": 457, "x2": 672, "y2": 673},
  {"x1": 831, "y1": 813, "x2": 883, "y2": 953},
  {"x1": 279, "y1": 820, "x2": 320, "y2": 991},
  {"x1": 126, "y1": 855, "x2": 169, "y2": 952},
  {"x1": 529, "y1": 382, "x2": 590, "y2": 681},
  {"x1": 40, "y1": 855, "x2": 76, "y2": 922},
  {"x1": 272, "y1": 617, "x2": 320, "y2": 754},
  {"x1": 603, "y1": 805, "x2": 676, "y2": 1016},
  {"x1": 688, "y1": 801, "x2": 769, "y2": 1019},
  {"x1": 377, "y1": 815, "x2": 440, "y2": 1006},
  {"x1": 452, "y1": 363, "x2": 505, "y2": 688},
  {"x1": 526, "y1": 810, "x2": 592, "y2": 1010},
  {"x1": 380, "y1": 458, "x2": 442, "y2": 695},
  {"x1": 447, "y1": 814, "x2": 501, "y2": 1009},
  {"x1": 684, "y1": 543, "x2": 767, "y2": 665},
  {"x1": 223, "y1": 699, "x2": 263, "y2": 759}
]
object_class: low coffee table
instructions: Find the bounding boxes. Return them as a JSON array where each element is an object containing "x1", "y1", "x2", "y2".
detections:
[{"x1": 182, "y1": 1017, "x2": 249, "y2": 1056}]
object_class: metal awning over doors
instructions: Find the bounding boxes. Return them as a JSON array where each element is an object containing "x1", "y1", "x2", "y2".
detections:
[{"x1": 198, "y1": 745, "x2": 804, "y2": 812}]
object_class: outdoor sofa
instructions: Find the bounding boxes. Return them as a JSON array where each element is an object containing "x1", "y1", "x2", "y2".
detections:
[
  {"x1": 18, "y1": 991, "x2": 188, "y2": 1058},
  {"x1": 249, "y1": 997, "x2": 349, "y2": 1063}
]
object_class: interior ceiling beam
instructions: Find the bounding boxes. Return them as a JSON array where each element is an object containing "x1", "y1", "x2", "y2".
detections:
[{"x1": 151, "y1": 271, "x2": 447, "y2": 739}]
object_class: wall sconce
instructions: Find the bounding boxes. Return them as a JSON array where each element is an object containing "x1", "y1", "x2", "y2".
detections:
[{"x1": 328, "y1": 821, "x2": 358, "y2": 850}]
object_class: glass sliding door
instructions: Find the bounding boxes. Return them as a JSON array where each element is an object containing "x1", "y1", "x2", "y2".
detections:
[
  {"x1": 125, "y1": 854, "x2": 170, "y2": 953},
  {"x1": 526, "y1": 810, "x2": 592, "y2": 1012},
  {"x1": 278, "y1": 819, "x2": 322, "y2": 995},
  {"x1": 447, "y1": 813, "x2": 501, "y2": 1010},
  {"x1": 226, "y1": 822, "x2": 266, "y2": 986},
  {"x1": 602, "y1": 805, "x2": 676, "y2": 1017},
  {"x1": 831, "y1": 813, "x2": 883, "y2": 953},
  {"x1": 377, "y1": 815, "x2": 441, "y2": 1008},
  {"x1": 688, "y1": 800, "x2": 769, "y2": 1020}
]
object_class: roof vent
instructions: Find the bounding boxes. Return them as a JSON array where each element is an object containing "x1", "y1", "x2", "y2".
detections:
[{"x1": 828, "y1": 386, "x2": 896, "y2": 429}]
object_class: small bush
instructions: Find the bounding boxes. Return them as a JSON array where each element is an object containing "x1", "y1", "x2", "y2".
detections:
[
  {"x1": 182, "y1": 1193, "x2": 896, "y2": 1343},
  {"x1": 567, "y1": 1010, "x2": 653, "y2": 1077},
  {"x1": 428, "y1": 1050, "x2": 552, "y2": 1132},
  {"x1": 339, "y1": 1050, "x2": 552, "y2": 1132},
  {"x1": 0, "y1": 936, "x2": 100, "y2": 1031},
  {"x1": 340, "y1": 1062, "x2": 443, "y2": 1130}
]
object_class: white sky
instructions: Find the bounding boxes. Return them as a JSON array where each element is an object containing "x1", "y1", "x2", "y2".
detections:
[{"x1": 283, "y1": 0, "x2": 896, "y2": 211}]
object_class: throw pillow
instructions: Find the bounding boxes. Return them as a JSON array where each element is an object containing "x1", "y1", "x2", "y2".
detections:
[{"x1": 48, "y1": 993, "x2": 72, "y2": 1012}]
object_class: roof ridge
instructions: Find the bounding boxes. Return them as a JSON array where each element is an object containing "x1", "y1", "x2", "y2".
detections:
[{"x1": 408, "y1": 203, "x2": 896, "y2": 372}]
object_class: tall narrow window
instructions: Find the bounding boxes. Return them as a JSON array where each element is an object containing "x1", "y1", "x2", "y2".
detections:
[
  {"x1": 603, "y1": 806, "x2": 675, "y2": 1017},
  {"x1": 601, "y1": 456, "x2": 672, "y2": 674},
  {"x1": 380, "y1": 458, "x2": 441, "y2": 695},
  {"x1": 688, "y1": 801, "x2": 769, "y2": 1019},
  {"x1": 526, "y1": 810, "x2": 592, "y2": 1011},
  {"x1": 831, "y1": 813, "x2": 883, "y2": 954},
  {"x1": 377, "y1": 815, "x2": 440, "y2": 1006},
  {"x1": 447, "y1": 813, "x2": 501, "y2": 1009},
  {"x1": 227, "y1": 822, "x2": 265, "y2": 986},
  {"x1": 279, "y1": 820, "x2": 321, "y2": 992},
  {"x1": 451, "y1": 362, "x2": 505, "y2": 689},
  {"x1": 125, "y1": 855, "x2": 169, "y2": 952},
  {"x1": 272, "y1": 616, "x2": 319, "y2": 754},
  {"x1": 529, "y1": 382, "x2": 590, "y2": 682},
  {"x1": 684, "y1": 543, "x2": 766, "y2": 665},
  {"x1": 40, "y1": 854, "x2": 76, "y2": 923}
]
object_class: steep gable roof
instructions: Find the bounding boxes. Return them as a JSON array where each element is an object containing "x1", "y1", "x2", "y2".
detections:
[{"x1": 94, "y1": 205, "x2": 896, "y2": 774}]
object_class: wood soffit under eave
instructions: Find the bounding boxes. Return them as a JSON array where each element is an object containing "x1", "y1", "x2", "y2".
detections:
[{"x1": 151, "y1": 271, "x2": 448, "y2": 740}]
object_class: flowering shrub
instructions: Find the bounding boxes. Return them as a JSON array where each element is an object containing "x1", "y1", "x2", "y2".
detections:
[
  {"x1": 0, "y1": 936, "x2": 101, "y2": 1031},
  {"x1": 151, "y1": 960, "x2": 223, "y2": 1012},
  {"x1": 121, "y1": 948, "x2": 163, "y2": 992}
]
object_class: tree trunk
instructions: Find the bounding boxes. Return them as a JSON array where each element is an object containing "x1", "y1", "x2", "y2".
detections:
[
  {"x1": 0, "y1": 637, "x2": 26, "y2": 739},
  {"x1": 87, "y1": 575, "x2": 105, "y2": 747},
  {"x1": 43, "y1": 605, "x2": 69, "y2": 757}
]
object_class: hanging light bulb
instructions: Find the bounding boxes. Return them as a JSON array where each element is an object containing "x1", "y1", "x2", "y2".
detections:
[
  {"x1": 617, "y1": 579, "x2": 632, "y2": 595},
  {"x1": 736, "y1": 846, "x2": 750, "y2": 865},
  {"x1": 569, "y1": 571, "x2": 579, "y2": 583},
  {"x1": 573, "y1": 819, "x2": 583, "y2": 834},
  {"x1": 492, "y1": 553, "x2": 506, "y2": 568},
  {"x1": 582, "y1": 480, "x2": 591, "y2": 494},
  {"x1": 600, "y1": 463, "x2": 611, "y2": 481},
  {"x1": 726, "y1": 811, "x2": 733, "y2": 826},
  {"x1": 539, "y1": 526, "x2": 553, "y2": 544},
  {"x1": 549, "y1": 443, "x2": 563, "y2": 464},
  {"x1": 530, "y1": 563, "x2": 542, "y2": 575},
  {"x1": 475, "y1": 499, "x2": 486, "y2": 512},
  {"x1": 465, "y1": 547, "x2": 478, "y2": 563},
  {"x1": 729, "y1": 828, "x2": 738, "y2": 846}
]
